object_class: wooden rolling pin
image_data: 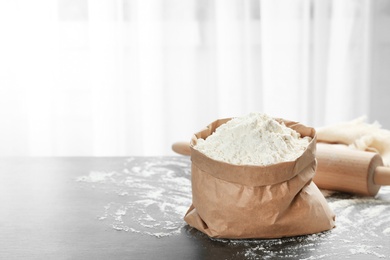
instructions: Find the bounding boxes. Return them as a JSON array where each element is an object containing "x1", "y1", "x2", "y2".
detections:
[{"x1": 172, "y1": 142, "x2": 390, "y2": 196}]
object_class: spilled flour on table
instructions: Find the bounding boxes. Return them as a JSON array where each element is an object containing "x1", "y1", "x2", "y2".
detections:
[
  {"x1": 76, "y1": 159, "x2": 390, "y2": 259},
  {"x1": 76, "y1": 157, "x2": 192, "y2": 238}
]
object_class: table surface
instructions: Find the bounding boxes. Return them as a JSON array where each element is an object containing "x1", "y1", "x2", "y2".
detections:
[{"x1": 1, "y1": 157, "x2": 389, "y2": 260}]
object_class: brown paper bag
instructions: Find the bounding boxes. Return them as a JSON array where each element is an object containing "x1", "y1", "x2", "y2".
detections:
[{"x1": 184, "y1": 118, "x2": 335, "y2": 239}]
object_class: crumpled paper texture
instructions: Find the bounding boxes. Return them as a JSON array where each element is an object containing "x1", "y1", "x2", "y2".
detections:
[{"x1": 184, "y1": 118, "x2": 335, "y2": 239}]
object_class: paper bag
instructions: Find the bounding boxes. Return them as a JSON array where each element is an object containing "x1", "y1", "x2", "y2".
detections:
[{"x1": 184, "y1": 118, "x2": 335, "y2": 239}]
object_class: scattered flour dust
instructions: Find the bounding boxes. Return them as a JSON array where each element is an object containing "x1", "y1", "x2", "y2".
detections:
[
  {"x1": 76, "y1": 157, "x2": 192, "y2": 238},
  {"x1": 194, "y1": 112, "x2": 311, "y2": 165},
  {"x1": 75, "y1": 157, "x2": 390, "y2": 259}
]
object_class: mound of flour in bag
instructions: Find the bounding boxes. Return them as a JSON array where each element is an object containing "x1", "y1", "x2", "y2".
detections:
[{"x1": 194, "y1": 113, "x2": 311, "y2": 166}]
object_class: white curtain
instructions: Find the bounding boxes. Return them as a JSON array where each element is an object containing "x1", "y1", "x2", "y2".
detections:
[{"x1": 0, "y1": 0, "x2": 373, "y2": 156}]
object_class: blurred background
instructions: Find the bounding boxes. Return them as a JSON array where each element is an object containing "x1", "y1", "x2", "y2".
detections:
[{"x1": 0, "y1": 0, "x2": 389, "y2": 156}]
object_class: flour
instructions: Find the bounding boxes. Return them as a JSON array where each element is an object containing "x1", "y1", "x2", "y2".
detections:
[
  {"x1": 194, "y1": 112, "x2": 311, "y2": 166},
  {"x1": 75, "y1": 158, "x2": 390, "y2": 258},
  {"x1": 76, "y1": 157, "x2": 192, "y2": 238}
]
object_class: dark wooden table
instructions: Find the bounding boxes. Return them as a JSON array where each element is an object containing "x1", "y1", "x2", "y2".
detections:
[{"x1": 1, "y1": 157, "x2": 389, "y2": 259}]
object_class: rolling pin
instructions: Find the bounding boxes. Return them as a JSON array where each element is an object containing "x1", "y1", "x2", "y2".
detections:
[{"x1": 172, "y1": 142, "x2": 390, "y2": 196}]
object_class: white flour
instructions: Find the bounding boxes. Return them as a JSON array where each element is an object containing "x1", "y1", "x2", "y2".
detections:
[
  {"x1": 75, "y1": 158, "x2": 390, "y2": 259},
  {"x1": 76, "y1": 157, "x2": 192, "y2": 238},
  {"x1": 194, "y1": 112, "x2": 311, "y2": 165}
]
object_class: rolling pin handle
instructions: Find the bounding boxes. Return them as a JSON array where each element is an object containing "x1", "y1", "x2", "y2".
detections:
[
  {"x1": 172, "y1": 142, "x2": 191, "y2": 156},
  {"x1": 374, "y1": 166, "x2": 390, "y2": 186}
]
